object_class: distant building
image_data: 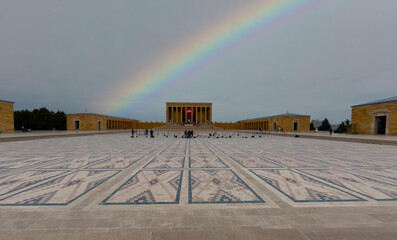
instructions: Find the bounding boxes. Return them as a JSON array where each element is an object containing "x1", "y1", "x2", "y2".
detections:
[
  {"x1": 238, "y1": 113, "x2": 310, "y2": 132},
  {"x1": 66, "y1": 113, "x2": 165, "y2": 131},
  {"x1": 0, "y1": 100, "x2": 14, "y2": 133},
  {"x1": 166, "y1": 102, "x2": 212, "y2": 124},
  {"x1": 351, "y1": 96, "x2": 397, "y2": 135},
  {"x1": 66, "y1": 113, "x2": 139, "y2": 131}
]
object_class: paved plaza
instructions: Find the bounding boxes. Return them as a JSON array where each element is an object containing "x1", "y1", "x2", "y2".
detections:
[{"x1": 0, "y1": 132, "x2": 396, "y2": 239}]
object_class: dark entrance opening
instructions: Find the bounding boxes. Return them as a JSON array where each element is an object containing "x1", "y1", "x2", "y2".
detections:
[
  {"x1": 293, "y1": 122, "x2": 298, "y2": 131},
  {"x1": 376, "y1": 116, "x2": 386, "y2": 134},
  {"x1": 74, "y1": 120, "x2": 80, "y2": 130}
]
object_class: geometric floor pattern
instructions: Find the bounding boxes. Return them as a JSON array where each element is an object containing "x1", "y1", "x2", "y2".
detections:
[
  {"x1": 102, "y1": 170, "x2": 183, "y2": 205},
  {"x1": 189, "y1": 156, "x2": 228, "y2": 168},
  {"x1": 299, "y1": 169, "x2": 397, "y2": 201},
  {"x1": 264, "y1": 156, "x2": 324, "y2": 168},
  {"x1": 0, "y1": 170, "x2": 119, "y2": 205},
  {"x1": 41, "y1": 156, "x2": 110, "y2": 169},
  {"x1": 0, "y1": 170, "x2": 69, "y2": 197},
  {"x1": 143, "y1": 156, "x2": 185, "y2": 169},
  {"x1": 85, "y1": 156, "x2": 143, "y2": 169},
  {"x1": 230, "y1": 155, "x2": 281, "y2": 168},
  {"x1": 189, "y1": 169, "x2": 264, "y2": 203},
  {"x1": 0, "y1": 156, "x2": 63, "y2": 169},
  {"x1": 353, "y1": 167, "x2": 397, "y2": 182},
  {"x1": 1, "y1": 133, "x2": 397, "y2": 238},
  {"x1": 205, "y1": 137, "x2": 397, "y2": 203},
  {"x1": 0, "y1": 133, "x2": 397, "y2": 207},
  {"x1": 187, "y1": 139, "x2": 263, "y2": 204},
  {"x1": 250, "y1": 169, "x2": 364, "y2": 202}
]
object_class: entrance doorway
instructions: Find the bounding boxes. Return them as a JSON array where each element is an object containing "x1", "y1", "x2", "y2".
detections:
[
  {"x1": 74, "y1": 120, "x2": 80, "y2": 130},
  {"x1": 98, "y1": 121, "x2": 101, "y2": 131},
  {"x1": 375, "y1": 116, "x2": 386, "y2": 134},
  {"x1": 293, "y1": 122, "x2": 298, "y2": 131}
]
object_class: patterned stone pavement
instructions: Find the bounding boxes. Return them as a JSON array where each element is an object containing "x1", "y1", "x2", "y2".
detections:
[{"x1": 0, "y1": 132, "x2": 396, "y2": 239}]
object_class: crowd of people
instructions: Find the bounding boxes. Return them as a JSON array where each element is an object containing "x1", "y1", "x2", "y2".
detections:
[{"x1": 184, "y1": 130, "x2": 194, "y2": 138}]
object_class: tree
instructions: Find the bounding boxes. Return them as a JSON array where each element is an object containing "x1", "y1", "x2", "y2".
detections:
[
  {"x1": 318, "y1": 118, "x2": 331, "y2": 131},
  {"x1": 310, "y1": 121, "x2": 315, "y2": 131},
  {"x1": 14, "y1": 108, "x2": 66, "y2": 130},
  {"x1": 335, "y1": 119, "x2": 350, "y2": 133},
  {"x1": 335, "y1": 121, "x2": 346, "y2": 133}
]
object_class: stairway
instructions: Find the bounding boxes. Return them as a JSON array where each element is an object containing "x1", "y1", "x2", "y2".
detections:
[{"x1": 154, "y1": 123, "x2": 223, "y2": 131}]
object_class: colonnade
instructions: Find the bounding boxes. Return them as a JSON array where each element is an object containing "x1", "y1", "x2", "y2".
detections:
[
  {"x1": 106, "y1": 120, "x2": 136, "y2": 130},
  {"x1": 166, "y1": 103, "x2": 212, "y2": 123},
  {"x1": 242, "y1": 121, "x2": 270, "y2": 130}
]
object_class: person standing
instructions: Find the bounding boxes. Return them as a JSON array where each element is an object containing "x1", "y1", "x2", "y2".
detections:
[{"x1": 150, "y1": 129, "x2": 154, "y2": 138}]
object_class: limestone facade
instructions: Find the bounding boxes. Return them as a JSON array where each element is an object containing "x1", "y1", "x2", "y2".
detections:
[
  {"x1": 238, "y1": 113, "x2": 310, "y2": 132},
  {"x1": 351, "y1": 97, "x2": 397, "y2": 135},
  {"x1": 213, "y1": 122, "x2": 241, "y2": 130},
  {"x1": 0, "y1": 100, "x2": 14, "y2": 133},
  {"x1": 66, "y1": 114, "x2": 139, "y2": 131},
  {"x1": 166, "y1": 102, "x2": 212, "y2": 123},
  {"x1": 136, "y1": 122, "x2": 166, "y2": 129}
]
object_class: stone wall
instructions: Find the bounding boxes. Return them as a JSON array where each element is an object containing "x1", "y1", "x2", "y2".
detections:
[
  {"x1": 66, "y1": 114, "x2": 139, "y2": 131},
  {"x1": 213, "y1": 122, "x2": 241, "y2": 130},
  {"x1": 136, "y1": 122, "x2": 166, "y2": 129},
  {"x1": 0, "y1": 100, "x2": 14, "y2": 133},
  {"x1": 239, "y1": 115, "x2": 310, "y2": 132},
  {"x1": 351, "y1": 101, "x2": 397, "y2": 135}
]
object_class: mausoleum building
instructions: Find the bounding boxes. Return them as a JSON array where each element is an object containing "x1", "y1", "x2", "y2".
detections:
[{"x1": 166, "y1": 102, "x2": 212, "y2": 124}]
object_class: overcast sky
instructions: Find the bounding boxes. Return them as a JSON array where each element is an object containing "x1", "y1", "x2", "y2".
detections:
[{"x1": 1, "y1": 0, "x2": 396, "y2": 124}]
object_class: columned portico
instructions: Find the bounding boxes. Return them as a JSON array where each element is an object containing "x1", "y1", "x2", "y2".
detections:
[{"x1": 166, "y1": 102, "x2": 212, "y2": 124}]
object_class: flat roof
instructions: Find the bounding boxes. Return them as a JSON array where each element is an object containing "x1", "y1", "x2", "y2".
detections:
[
  {"x1": 67, "y1": 113, "x2": 138, "y2": 121},
  {"x1": 0, "y1": 99, "x2": 14, "y2": 104},
  {"x1": 239, "y1": 112, "x2": 310, "y2": 122},
  {"x1": 351, "y1": 96, "x2": 397, "y2": 107}
]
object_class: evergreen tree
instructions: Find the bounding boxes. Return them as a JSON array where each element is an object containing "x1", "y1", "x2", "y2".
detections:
[
  {"x1": 318, "y1": 118, "x2": 331, "y2": 131},
  {"x1": 335, "y1": 121, "x2": 346, "y2": 133},
  {"x1": 14, "y1": 108, "x2": 66, "y2": 130},
  {"x1": 310, "y1": 121, "x2": 315, "y2": 131}
]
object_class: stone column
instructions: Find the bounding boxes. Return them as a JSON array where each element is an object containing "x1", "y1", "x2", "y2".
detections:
[
  {"x1": 202, "y1": 107, "x2": 204, "y2": 122},
  {"x1": 209, "y1": 106, "x2": 212, "y2": 123},
  {"x1": 184, "y1": 107, "x2": 187, "y2": 123},
  {"x1": 172, "y1": 106, "x2": 174, "y2": 123},
  {"x1": 166, "y1": 106, "x2": 169, "y2": 123},
  {"x1": 178, "y1": 106, "x2": 180, "y2": 123},
  {"x1": 197, "y1": 107, "x2": 199, "y2": 123},
  {"x1": 174, "y1": 106, "x2": 176, "y2": 123},
  {"x1": 194, "y1": 106, "x2": 196, "y2": 123},
  {"x1": 191, "y1": 107, "x2": 195, "y2": 123}
]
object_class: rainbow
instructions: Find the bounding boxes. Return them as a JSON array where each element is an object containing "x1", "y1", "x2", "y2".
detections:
[{"x1": 102, "y1": 0, "x2": 325, "y2": 117}]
